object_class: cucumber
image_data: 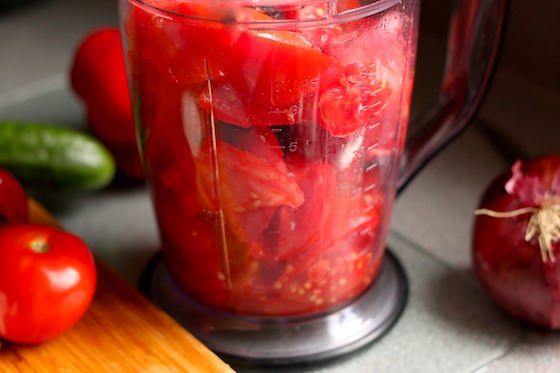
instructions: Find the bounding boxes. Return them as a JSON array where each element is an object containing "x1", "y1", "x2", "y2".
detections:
[{"x1": 0, "y1": 121, "x2": 115, "y2": 191}]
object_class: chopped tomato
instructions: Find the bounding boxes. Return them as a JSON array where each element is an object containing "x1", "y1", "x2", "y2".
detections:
[
  {"x1": 281, "y1": 0, "x2": 365, "y2": 50},
  {"x1": 127, "y1": 2, "x2": 230, "y2": 85},
  {"x1": 228, "y1": 30, "x2": 332, "y2": 106},
  {"x1": 194, "y1": 140, "x2": 303, "y2": 245},
  {"x1": 197, "y1": 79, "x2": 302, "y2": 127},
  {"x1": 272, "y1": 245, "x2": 383, "y2": 315},
  {"x1": 318, "y1": 63, "x2": 393, "y2": 137},
  {"x1": 159, "y1": 213, "x2": 229, "y2": 310},
  {"x1": 261, "y1": 157, "x2": 337, "y2": 261},
  {"x1": 160, "y1": 210, "x2": 253, "y2": 310},
  {"x1": 199, "y1": 62, "x2": 391, "y2": 139},
  {"x1": 261, "y1": 182, "x2": 384, "y2": 314},
  {"x1": 195, "y1": 140, "x2": 303, "y2": 211}
]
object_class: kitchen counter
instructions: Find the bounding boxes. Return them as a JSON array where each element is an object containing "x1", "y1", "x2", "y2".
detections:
[{"x1": 1, "y1": 0, "x2": 560, "y2": 372}]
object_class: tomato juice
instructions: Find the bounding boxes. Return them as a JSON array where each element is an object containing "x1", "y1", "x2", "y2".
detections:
[{"x1": 123, "y1": 0, "x2": 418, "y2": 316}]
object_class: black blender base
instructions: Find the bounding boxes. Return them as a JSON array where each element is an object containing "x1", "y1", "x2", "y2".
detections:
[{"x1": 140, "y1": 249, "x2": 408, "y2": 366}]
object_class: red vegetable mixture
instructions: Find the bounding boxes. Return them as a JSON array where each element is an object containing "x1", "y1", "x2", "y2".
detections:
[{"x1": 123, "y1": 0, "x2": 417, "y2": 315}]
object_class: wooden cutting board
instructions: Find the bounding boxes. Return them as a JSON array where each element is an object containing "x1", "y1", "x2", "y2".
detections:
[{"x1": 0, "y1": 200, "x2": 235, "y2": 373}]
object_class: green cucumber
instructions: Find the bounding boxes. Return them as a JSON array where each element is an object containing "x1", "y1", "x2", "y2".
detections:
[{"x1": 0, "y1": 121, "x2": 115, "y2": 191}]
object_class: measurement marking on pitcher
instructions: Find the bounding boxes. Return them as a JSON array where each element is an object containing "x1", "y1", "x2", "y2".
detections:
[
  {"x1": 364, "y1": 183, "x2": 377, "y2": 192},
  {"x1": 362, "y1": 204, "x2": 374, "y2": 214},
  {"x1": 365, "y1": 161, "x2": 379, "y2": 173},
  {"x1": 359, "y1": 226, "x2": 373, "y2": 236},
  {"x1": 367, "y1": 142, "x2": 379, "y2": 152}
]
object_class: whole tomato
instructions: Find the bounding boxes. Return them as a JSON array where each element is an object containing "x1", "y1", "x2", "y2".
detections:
[
  {"x1": 0, "y1": 224, "x2": 97, "y2": 343},
  {"x1": 473, "y1": 156, "x2": 560, "y2": 328},
  {"x1": 71, "y1": 28, "x2": 144, "y2": 180},
  {"x1": 0, "y1": 168, "x2": 28, "y2": 224}
]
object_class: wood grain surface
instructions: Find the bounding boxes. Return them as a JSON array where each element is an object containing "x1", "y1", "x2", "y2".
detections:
[{"x1": 0, "y1": 200, "x2": 235, "y2": 373}]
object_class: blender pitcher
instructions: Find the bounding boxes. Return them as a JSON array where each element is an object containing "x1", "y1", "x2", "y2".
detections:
[{"x1": 120, "y1": 0, "x2": 506, "y2": 364}]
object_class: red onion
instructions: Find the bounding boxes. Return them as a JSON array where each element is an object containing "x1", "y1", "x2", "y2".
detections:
[{"x1": 473, "y1": 156, "x2": 560, "y2": 328}]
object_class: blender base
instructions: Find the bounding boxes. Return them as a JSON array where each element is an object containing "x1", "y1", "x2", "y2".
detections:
[{"x1": 140, "y1": 249, "x2": 408, "y2": 366}]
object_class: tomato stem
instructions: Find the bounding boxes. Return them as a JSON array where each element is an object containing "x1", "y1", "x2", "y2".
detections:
[{"x1": 30, "y1": 239, "x2": 50, "y2": 254}]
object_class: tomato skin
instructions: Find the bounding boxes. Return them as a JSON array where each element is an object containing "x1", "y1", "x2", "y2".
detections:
[
  {"x1": 127, "y1": 3, "x2": 231, "y2": 86},
  {"x1": 0, "y1": 169, "x2": 28, "y2": 224},
  {"x1": 0, "y1": 225, "x2": 97, "y2": 344},
  {"x1": 71, "y1": 28, "x2": 144, "y2": 180},
  {"x1": 71, "y1": 29, "x2": 135, "y2": 147}
]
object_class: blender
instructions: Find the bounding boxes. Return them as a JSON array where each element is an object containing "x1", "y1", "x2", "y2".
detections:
[{"x1": 119, "y1": 0, "x2": 507, "y2": 364}]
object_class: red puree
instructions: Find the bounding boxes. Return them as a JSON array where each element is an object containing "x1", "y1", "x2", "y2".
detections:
[{"x1": 124, "y1": 0, "x2": 415, "y2": 316}]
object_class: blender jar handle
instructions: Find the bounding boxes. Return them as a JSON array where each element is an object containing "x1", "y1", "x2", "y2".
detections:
[{"x1": 397, "y1": 0, "x2": 508, "y2": 190}]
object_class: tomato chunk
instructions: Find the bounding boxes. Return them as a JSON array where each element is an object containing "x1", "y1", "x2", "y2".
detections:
[
  {"x1": 261, "y1": 157, "x2": 337, "y2": 261},
  {"x1": 228, "y1": 30, "x2": 332, "y2": 106},
  {"x1": 318, "y1": 63, "x2": 393, "y2": 137},
  {"x1": 127, "y1": 2, "x2": 230, "y2": 85},
  {"x1": 194, "y1": 140, "x2": 303, "y2": 245}
]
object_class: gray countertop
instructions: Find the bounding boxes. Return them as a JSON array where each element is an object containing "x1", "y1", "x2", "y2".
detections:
[{"x1": 1, "y1": 0, "x2": 560, "y2": 372}]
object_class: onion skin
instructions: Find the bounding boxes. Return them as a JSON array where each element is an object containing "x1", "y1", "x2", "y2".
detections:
[{"x1": 473, "y1": 156, "x2": 560, "y2": 329}]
